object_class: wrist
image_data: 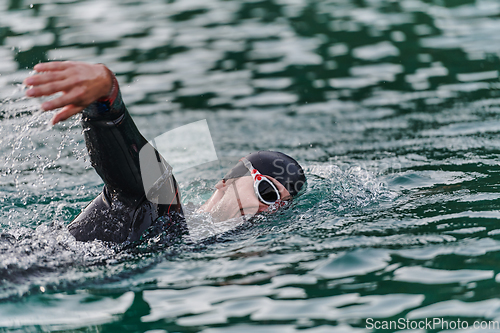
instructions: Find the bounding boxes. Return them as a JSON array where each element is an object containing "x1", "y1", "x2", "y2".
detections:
[{"x1": 97, "y1": 66, "x2": 119, "y2": 105}]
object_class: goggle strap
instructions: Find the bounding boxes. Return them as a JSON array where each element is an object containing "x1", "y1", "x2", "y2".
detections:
[{"x1": 232, "y1": 181, "x2": 247, "y2": 221}]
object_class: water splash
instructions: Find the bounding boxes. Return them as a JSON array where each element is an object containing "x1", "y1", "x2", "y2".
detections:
[
  {"x1": 306, "y1": 163, "x2": 397, "y2": 213},
  {"x1": 0, "y1": 85, "x2": 114, "y2": 300},
  {"x1": 0, "y1": 85, "x2": 87, "y2": 209}
]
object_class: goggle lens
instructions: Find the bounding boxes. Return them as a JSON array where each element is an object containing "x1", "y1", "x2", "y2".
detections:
[{"x1": 258, "y1": 181, "x2": 279, "y2": 203}]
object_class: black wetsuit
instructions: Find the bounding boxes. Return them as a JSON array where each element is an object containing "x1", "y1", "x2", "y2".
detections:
[{"x1": 68, "y1": 86, "x2": 185, "y2": 243}]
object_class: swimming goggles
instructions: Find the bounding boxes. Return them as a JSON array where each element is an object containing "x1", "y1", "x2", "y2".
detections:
[{"x1": 241, "y1": 158, "x2": 281, "y2": 205}]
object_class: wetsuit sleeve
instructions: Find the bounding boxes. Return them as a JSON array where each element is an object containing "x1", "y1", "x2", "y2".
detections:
[
  {"x1": 80, "y1": 80, "x2": 146, "y2": 206},
  {"x1": 68, "y1": 74, "x2": 184, "y2": 243}
]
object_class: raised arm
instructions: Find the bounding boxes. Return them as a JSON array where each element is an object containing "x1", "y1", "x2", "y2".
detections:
[
  {"x1": 25, "y1": 62, "x2": 184, "y2": 242},
  {"x1": 25, "y1": 61, "x2": 146, "y2": 202}
]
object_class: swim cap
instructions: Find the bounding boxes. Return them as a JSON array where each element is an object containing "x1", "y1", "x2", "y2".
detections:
[{"x1": 223, "y1": 151, "x2": 306, "y2": 197}]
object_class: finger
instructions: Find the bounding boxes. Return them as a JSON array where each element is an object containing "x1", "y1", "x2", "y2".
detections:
[
  {"x1": 24, "y1": 72, "x2": 66, "y2": 87},
  {"x1": 27, "y1": 79, "x2": 73, "y2": 98},
  {"x1": 51, "y1": 105, "x2": 84, "y2": 125},
  {"x1": 34, "y1": 61, "x2": 73, "y2": 72},
  {"x1": 41, "y1": 87, "x2": 83, "y2": 111}
]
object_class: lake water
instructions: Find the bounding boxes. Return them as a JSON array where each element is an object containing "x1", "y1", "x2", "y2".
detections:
[{"x1": 2, "y1": 0, "x2": 500, "y2": 331}]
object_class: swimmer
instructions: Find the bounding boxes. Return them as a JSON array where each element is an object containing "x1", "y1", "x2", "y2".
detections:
[{"x1": 23, "y1": 61, "x2": 306, "y2": 243}]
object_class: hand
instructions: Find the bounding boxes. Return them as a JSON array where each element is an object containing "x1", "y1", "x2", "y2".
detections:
[{"x1": 23, "y1": 61, "x2": 113, "y2": 124}]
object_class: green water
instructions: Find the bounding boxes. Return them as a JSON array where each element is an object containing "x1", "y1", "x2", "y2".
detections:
[{"x1": 2, "y1": 0, "x2": 500, "y2": 331}]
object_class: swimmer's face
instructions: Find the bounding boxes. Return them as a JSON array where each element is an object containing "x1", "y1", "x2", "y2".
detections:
[{"x1": 199, "y1": 175, "x2": 291, "y2": 222}]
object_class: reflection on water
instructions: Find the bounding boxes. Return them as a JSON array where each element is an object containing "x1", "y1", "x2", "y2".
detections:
[{"x1": 2, "y1": 0, "x2": 500, "y2": 331}]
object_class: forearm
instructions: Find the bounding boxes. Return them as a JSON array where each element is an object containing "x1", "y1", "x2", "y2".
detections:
[{"x1": 81, "y1": 77, "x2": 148, "y2": 205}]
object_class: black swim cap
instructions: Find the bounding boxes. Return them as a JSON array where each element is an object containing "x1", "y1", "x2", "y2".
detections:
[{"x1": 223, "y1": 151, "x2": 306, "y2": 197}]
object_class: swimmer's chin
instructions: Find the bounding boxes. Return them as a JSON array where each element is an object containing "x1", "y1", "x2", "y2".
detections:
[
  {"x1": 204, "y1": 205, "x2": 258, "y2": 223},
  {"x1": 197, "y1": 200, "x2": 258, "y2": 223},
  {"x1": 196, "y1": 201, "x2": 283, "y2": 223}
]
